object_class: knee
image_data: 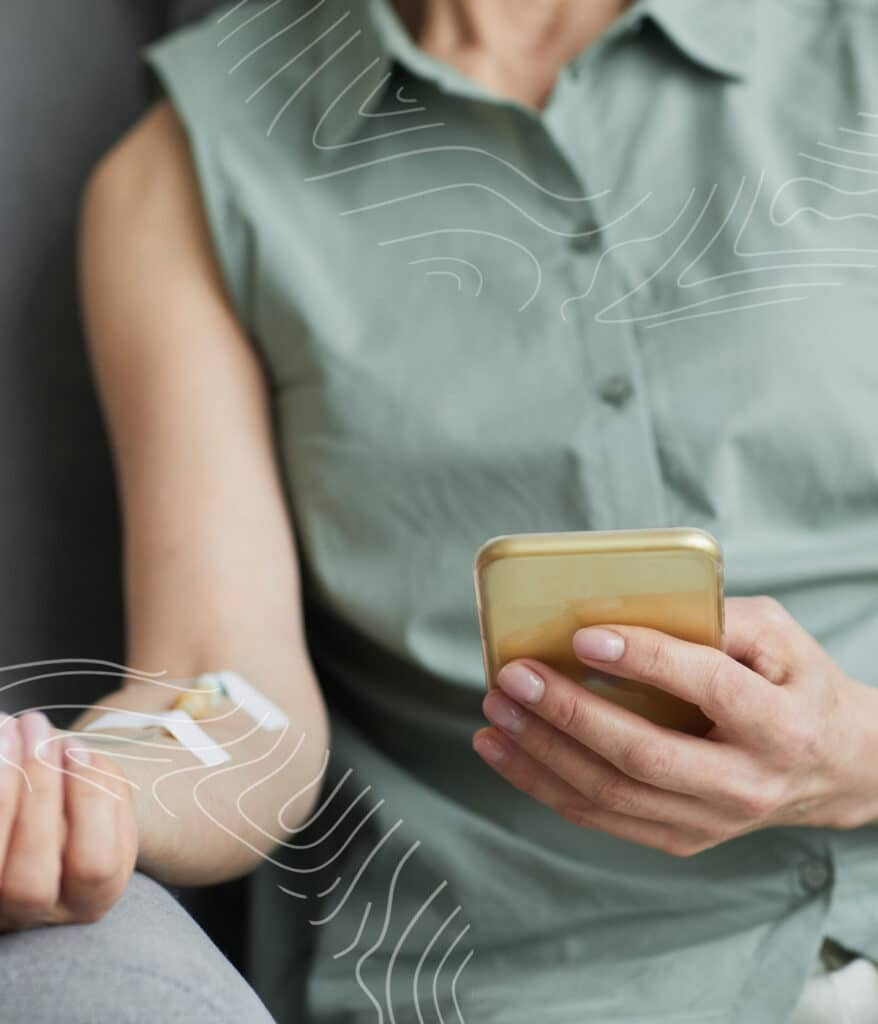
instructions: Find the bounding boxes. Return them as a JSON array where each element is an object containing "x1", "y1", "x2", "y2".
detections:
[{"x1": 0, "y1": 872, "x2": 274, "y2": 1024}]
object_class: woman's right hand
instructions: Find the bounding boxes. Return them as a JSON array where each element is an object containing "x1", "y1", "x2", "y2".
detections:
[{"x1": 0, "y1": 712, "x2": 138, "y2": 931}]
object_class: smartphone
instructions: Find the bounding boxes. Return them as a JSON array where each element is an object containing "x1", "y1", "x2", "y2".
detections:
[{"x1": 473, "y1": 527, "x2": 725, "y2": 736}]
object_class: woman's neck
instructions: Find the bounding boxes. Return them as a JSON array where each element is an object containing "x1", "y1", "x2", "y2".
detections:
[{"x1": 393, "y1": 0, "x2": 631, "y2": 109}]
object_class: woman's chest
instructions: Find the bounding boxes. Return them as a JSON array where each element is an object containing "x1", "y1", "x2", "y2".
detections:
[{"x1": 244, "y1": 65, "x2": 878, "y2": 539}]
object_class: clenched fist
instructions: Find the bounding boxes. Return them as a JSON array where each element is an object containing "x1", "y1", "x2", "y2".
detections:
[{"x1": 0, "y1": 712, "x2": 138, "y2": 931}]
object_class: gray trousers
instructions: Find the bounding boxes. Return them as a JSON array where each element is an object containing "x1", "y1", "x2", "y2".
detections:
[{"x1": 0, "y1": 871, "x2": 276, "y2": 1023}]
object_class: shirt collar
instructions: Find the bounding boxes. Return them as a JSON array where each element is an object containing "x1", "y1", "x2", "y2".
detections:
[
  {"x1": 304, "y1": 2, "x2": 398, "y2": 150},
  {"x1": 636, "y1": 0, "x2": 755, "y2": 80},
  {"x1": 323, "y1": 0, "x2": 753, "y2": 146}
]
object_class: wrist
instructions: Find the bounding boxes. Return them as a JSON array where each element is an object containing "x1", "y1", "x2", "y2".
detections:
[{"x1": 831, "y1": 676, "x2": 878, "y2": 830}]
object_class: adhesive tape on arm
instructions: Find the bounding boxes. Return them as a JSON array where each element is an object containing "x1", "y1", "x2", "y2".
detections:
[
  {"x1": 83, "y1": 709, "x2": 231, "y2": 767},
  {"x1": 202, "y1": 670, "x2": 289, "y2": 731}
]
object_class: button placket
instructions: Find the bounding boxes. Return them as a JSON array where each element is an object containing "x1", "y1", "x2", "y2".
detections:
[
  {"x1": 797, "y1": 858, "x2": 833, "y2": 895},
  {"x1": 551, "y1": 27, "x2": 667, "y2": 530},
  {"x1": 598, "y1": 373, "x2": 635, "y2": 407},
  {"x1": 568, "y1": 220, "x2": 601, "y2": 252}
]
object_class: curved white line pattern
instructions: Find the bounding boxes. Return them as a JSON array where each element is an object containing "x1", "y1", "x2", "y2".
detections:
[
  {"x1": 275, "y1": 747, "x2": 332, "y2": 831},
  {"x1": 185, "y1": 725, "x2": 391, "y2": 878},
  {"x1": 450, "y1": 949, "x2": 475, "y2": 1024},
  {"x1": 334, "y1": 901, "x2": 372, "y2": 958},
  {"x1": 217, "y1": 0, "x2": 253, "y2": 25},
  {"x1": 409, "y1": 257, "x2": 484, "y2": 296},
  {"x1": 353, "y1": 841, "x2": 422, "y2": 1022},
  {"x1": 386, "y1": 881, "x2": 448, "y2": 1022},
  {"x1": 432, "y1": 924, "x2": 471, "y2": 1024},
  {"x1": 0, "y1": 657, "x2": 166, "y2": 681},
  {"x1": 249, "y1": 14, "x2": 351, "y2": 106},
  {"x1": 228, "y1": 0, "x2": 328, "y2": 75},
  {"x1": 267, "y1": 30, "x2": 362, "y2": 136},
  {"x1": 19, "y1": 20, "x2": 875, "y2": 1024},
  {"x1": 339, "y1": 181, "x2": 645, "y2": 238},
  {"x1": 306, "y1": 818, "x2": 403, "y2": 926},
  {"x1": 815, "y1": 140, "x2": 878, "y2": 159},
  {"x1": 219, "y1": 2, "x2": 878, "y2": 325},
  {"x1": 770, "y1": 176, "x2": 878, "y2": 227},
  {"x1": 734, "y1": 169, "x2": 878, "y2": 257},
  {"x1": 559, "y1": 189, "x2": 699, "y2": 321},
  {"x1": 379, "y1": 228, "x2": 542, "y2": 311},
  {"x1": 0, "y1": 653, "x2": 480, "y2": 1018},
  {"x1": 416, "y1": 907, "x2": 462, "y2": 1024},
  {"x1": 425, "y1": 270, "x2": 463, "y2": 290},
  {"x1": 840, "y1": 126, "x2": 878, "y2": 139},
  {"x1": 312, "y1": 58, "x2": 444, "y2": 148},
  {"x1": 303, "y1": 142, "x2": 611, "y2": 200},
  {"x1": 218, "y1": 0, "x2": 285, "y2": 48},
  {"x1": 799, "y1": 153, "x2": 878, "y2": 176},
  {"x1": 318, "y1": 875, "x2": 342, "y2": 898},
  {"x1": 359, "y1": 73, "x2": 427, "y2": 117}
]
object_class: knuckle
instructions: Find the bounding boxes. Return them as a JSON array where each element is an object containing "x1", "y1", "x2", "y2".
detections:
[
  {"x1": 68, "y1": 850, "x2": 119, "y2": 889},
  {"x1": 753, "y1": 595, "x2": 789, "y2": 625},
  {"x1": 640, "y1": 636, "x2": 669, "y2": 681},
  {"x1": 702, "y1": 656, "x2": 734, "y2": 717},
  {"x1": 559, "y1": 801, "x2": 597, "y2": 829},
  {"x1": 526, "y1": 722, "x2": 565, "y2": 766},
  {"x1": 752, "y1": 644, "x2": 794, "y2": 685},
  {"x1": 730, "y1": 781, "x2": 782, "y2": 820},
  {"x1": 698, "y1": 823, "x2": 730, "y2": 848},
  {"x1": 25, "y1": 769, "x2": 63, "y2": 802},
  {"x1": 554, "y1": 693, "x2": 588, "y2": 736},
  {"x1": 779, "y1": 719, "x2": 821, "y2": 763},
  {"x1": 89, "y1": 752, "x2": 125, "y2": 784},
  {"x1": 592, "y1": 773, "x2": 639, "y2": 814},
  {"x1": 2, "y1": 873, "x2": 59, "y2": 916},
  {"x1": 0, "y1": 785, "x2": 19, "y2": 817},
  {"x1": 76, "y1": 902, "x2": 113, "y2": 925},
  {"x1": 825, "y1": 806, "x2": 861, "y2": 831},
  {"x1": 621, "y1": 738, "x2": 672, "y2": 783},
  {"x1": 664, "y1": 835, "x2": 708, "y2": 858},
  {"x1": 746, "y1": 598, "x2": 798, "y2": 681}
]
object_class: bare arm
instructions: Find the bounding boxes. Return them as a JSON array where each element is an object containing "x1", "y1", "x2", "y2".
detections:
[{"x1": 76, "y1": 99, "x2": 329, "y2": 888}]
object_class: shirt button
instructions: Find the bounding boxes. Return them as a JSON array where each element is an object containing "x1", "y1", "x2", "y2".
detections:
[
  {"x1": 598, "y1": 374, "x2": 634, "y2": 407},
  {"x1": 569, "y1": 223, "x2": 599, "y2": 250},
  {"x1": 797, "y1": 859, "x2": 833, "y2": 894}
]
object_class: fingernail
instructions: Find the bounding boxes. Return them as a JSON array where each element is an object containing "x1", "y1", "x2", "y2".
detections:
[
  {"x1": 473, "y1": 733, "x2": 509, "y2": 765},
  {"x1": 65, "y1": 736, "x2": 90, "y2": 766},
  {"x1": 496, "y1": 662, "x2": 545, "y2": 704},
  {"x1": 0, "y1": 717, "x2": 20, "y2": 763},
  {"x1": 19, "y1": 712, "x2": 51, "y2": 756},
  {"x1": 573, "y1": 627, "x2": 626, "y2": 661},
  {"x1": 483, "y1": 691, "x2": 527, "y2": 734}
]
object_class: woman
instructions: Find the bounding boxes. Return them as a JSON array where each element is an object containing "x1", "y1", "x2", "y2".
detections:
[{"x1": 3, "y1": 0, "x2": 878, "y2": 1021}]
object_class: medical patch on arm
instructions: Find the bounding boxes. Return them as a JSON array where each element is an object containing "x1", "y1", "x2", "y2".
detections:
[
  {"x1": 82, "y1": 708, "x2": 231, "y2": 767},
  {"x1": 205, "y1": 670, "x2": 289, "y2": 731}
]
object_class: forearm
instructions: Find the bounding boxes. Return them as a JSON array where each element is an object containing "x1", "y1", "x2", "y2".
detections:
[
  {"x1": 78, "y1": 110, "x2": 334, "y2": 887},
  {"x1": 69, "y1": 664, "x2": 329, "y2": 887}
]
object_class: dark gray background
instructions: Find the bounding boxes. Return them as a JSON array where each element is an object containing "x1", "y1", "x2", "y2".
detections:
[
  {"x1": 0, "y1": 0, "x2": 258, "y2": 982},
  {"x1": 0, "y1": 0, "x2": 221, "y2": 716}
]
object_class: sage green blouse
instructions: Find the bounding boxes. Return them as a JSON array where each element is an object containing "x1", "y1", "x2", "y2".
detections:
[{"x1": 144, "y1": 1, "x2": 878, "y2": 1021}]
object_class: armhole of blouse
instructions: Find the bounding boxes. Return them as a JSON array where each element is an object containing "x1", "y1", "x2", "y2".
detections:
[{"x1": 141, "y1": 23, "x2": 256, "y2": 339}]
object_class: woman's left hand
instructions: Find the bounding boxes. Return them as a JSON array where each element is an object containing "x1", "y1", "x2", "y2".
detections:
[{"x1": 473, "y1": 596, "x2": 878, "y2": 856}]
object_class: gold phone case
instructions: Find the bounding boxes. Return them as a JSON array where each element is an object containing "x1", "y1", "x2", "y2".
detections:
[{"x1": 473, "y1": 527, "x2": 724, "y2": 735}]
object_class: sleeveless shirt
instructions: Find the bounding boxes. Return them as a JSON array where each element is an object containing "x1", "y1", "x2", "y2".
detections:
[{"x1": 144, "y1": 2, "x2": 878, "y2": 1021}]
